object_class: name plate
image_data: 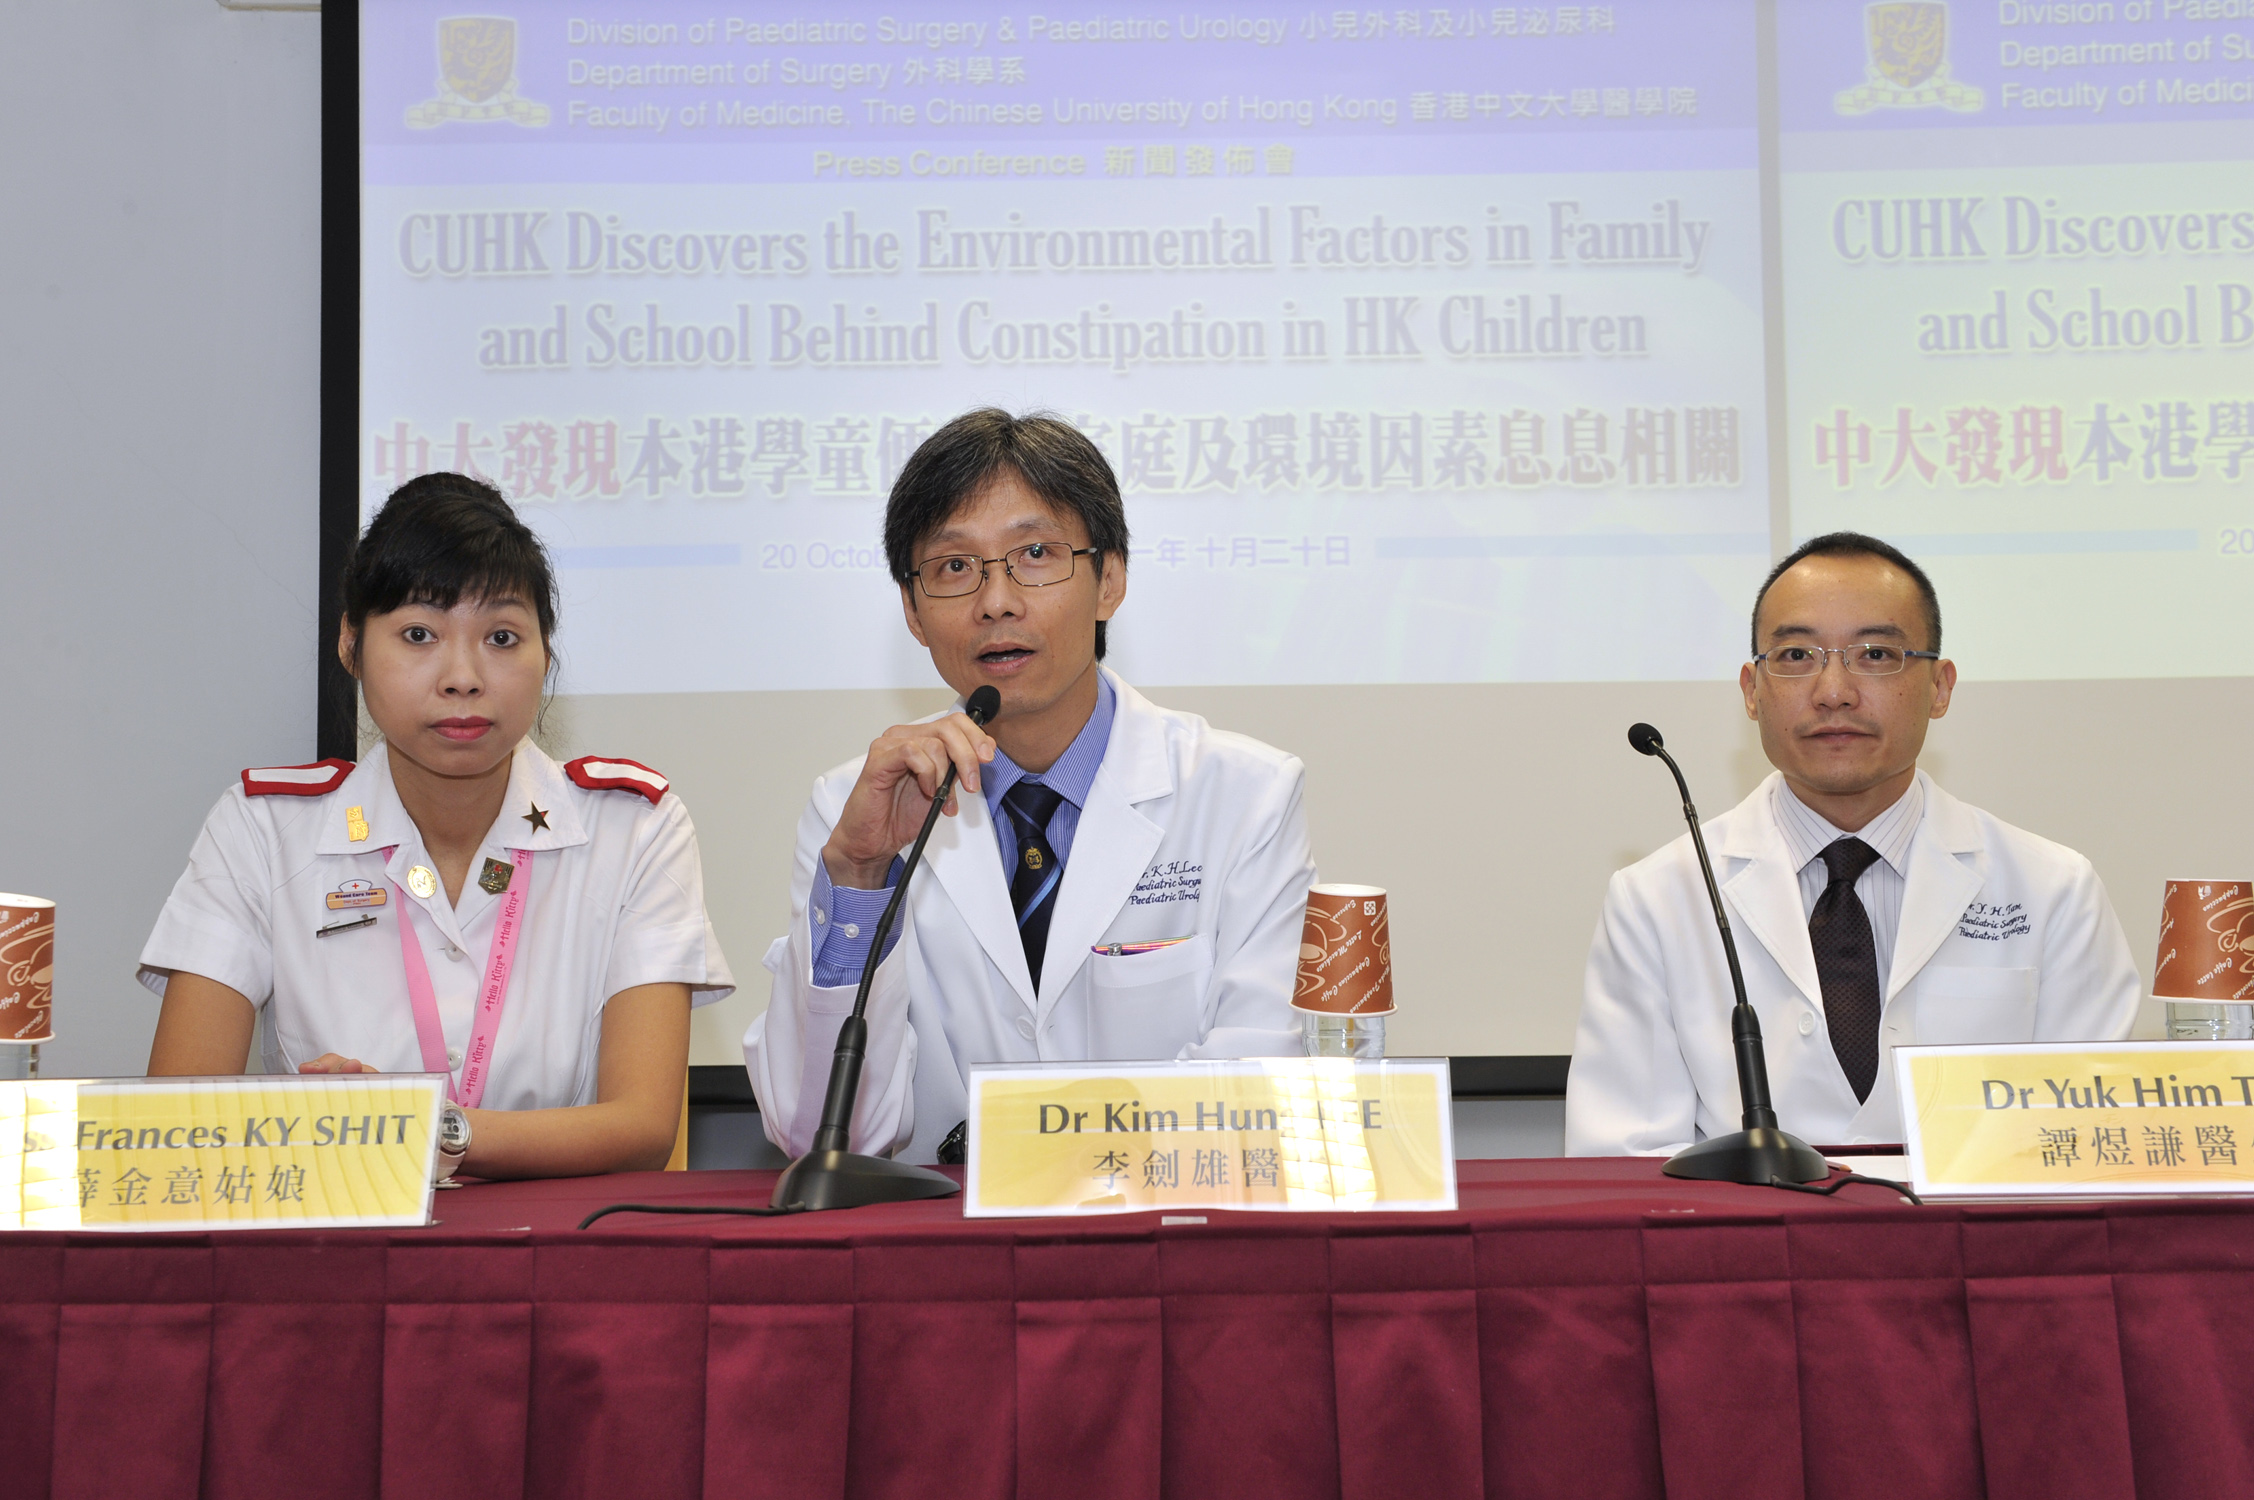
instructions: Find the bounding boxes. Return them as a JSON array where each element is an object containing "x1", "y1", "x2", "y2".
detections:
[
  {"x1": 1899, "y1": 1041, "x2": 2254, "y2": 1198},
  {"x1": 0, "y1": 1075, "x2": 445, "y2": 1231},
  {"x1": 964, "y1": 1058, "x2": 1455, "y2": 1218}
]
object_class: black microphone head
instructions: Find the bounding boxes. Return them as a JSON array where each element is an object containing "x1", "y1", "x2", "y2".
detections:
[
  {"x1": 1628, "y1": 722, "x2": 1665, "y2": 756},
  {"x1": 964, "y1": 685, "x2": 1002, "y2": 726}
]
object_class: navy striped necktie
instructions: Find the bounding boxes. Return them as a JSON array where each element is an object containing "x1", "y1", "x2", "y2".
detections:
[{"x1": 1003, "y1": 780, "x2": 1066, "y2": 990}]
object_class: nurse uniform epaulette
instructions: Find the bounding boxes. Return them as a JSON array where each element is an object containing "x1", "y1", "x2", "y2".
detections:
[
  {"x1": 240, "y1": 759, "x2": 355, "y2": 797},
  {"x1": 564, "y1": 755, "x2": 669, "y2": 806}
]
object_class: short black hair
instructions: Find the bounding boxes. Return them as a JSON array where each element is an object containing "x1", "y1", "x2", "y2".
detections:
[
  {"x1": 883, "y1": 409, "x2": 1130, "y2": 660},
  {"x1": 342, "y1": 472, "x2": 558, "y2": 666},
  {"x1": 1752, "y1": 531, "x2": 1941, "y2": 654}
]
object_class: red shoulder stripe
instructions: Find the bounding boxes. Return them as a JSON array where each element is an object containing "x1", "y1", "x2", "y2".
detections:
[
  {"x1": 565, "y1": 755, "x2": 669, "y2": 806},
  {"x1": 242, "y1": 758, "x2": 355, "y2": 797}
]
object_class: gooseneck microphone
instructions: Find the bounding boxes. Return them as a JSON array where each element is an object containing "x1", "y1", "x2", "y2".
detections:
[
  {"x1": 771, "y1": 685, "x2": 1004, "y2": 1211},
  {"x1": 1627, "y1": 723, "x2": 1829, "y2": 1186}
]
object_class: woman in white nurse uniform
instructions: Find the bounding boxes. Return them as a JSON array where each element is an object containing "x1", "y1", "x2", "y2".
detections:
[{"x1": 139, "y1": 473, "x2": 733, "y2": 1179}]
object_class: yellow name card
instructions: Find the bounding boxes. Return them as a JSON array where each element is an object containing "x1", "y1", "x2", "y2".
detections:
[
  {"x1": 1898, "y1": 1041, "x2": 2254, "y2": 1198},
  {"x1": 964, "y1": 1058, "x2": 1455, "y2": 1218},
  {"x1": 0, "y1": 1074, "x2": 445, "y2": 1231}
]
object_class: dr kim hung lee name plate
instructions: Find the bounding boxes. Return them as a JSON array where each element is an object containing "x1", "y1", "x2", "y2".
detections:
[
  {"x1": 964, "y1": 1057, "x2": 1455, "y2": 1218},
  {"x1": 1899, "y1": 1041, "x2": 2254, "y2": 1199},
  {"x1": 0, "y1": 1074, "x2": 446, "y2": 1230}
]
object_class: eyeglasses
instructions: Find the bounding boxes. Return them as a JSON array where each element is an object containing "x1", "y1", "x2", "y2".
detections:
[
  {"x1": 911, "y1": 543, "x2": 1098, "y2": 599},
  {"x1": 1753, "y1": 643, "x2": 1941, "y2": 677}
]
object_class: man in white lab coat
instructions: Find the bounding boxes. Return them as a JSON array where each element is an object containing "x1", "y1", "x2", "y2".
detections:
[
  {"x1": 746, "y1": 410, "x2": 1315, "y2": 1164},
  {"x1": 1568, "y1": 532, "x2": 2141, "y2": 1154}
]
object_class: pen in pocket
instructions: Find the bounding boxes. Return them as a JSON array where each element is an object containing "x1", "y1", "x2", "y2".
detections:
[{"x1": 1093, "y1": 936, "x2": 1193, "y2": 956}]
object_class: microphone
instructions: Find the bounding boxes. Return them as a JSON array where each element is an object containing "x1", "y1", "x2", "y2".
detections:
[
  {"x1": 771, "y1": 685, "x2": 1004, "y2": 1211},
  {"x1": 1626, "y1": 723, "x2": 1829, "y2": 1186}
]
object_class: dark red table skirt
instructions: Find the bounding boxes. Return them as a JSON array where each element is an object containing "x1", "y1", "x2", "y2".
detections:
[{"x1": 4, "y1": 1158, "x2": 2251, "y2": 1500}]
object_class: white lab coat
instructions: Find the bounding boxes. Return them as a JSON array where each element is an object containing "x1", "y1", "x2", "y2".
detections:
[
  {"x1": 1567, "y1": 770, "x2": 2142, "y2": 1154},
  {"x1": 745, "y1": 670, "x2": 1315, "y2": 1163}
]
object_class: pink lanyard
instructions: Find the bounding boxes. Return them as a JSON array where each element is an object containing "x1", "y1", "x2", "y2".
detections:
[{"x1": 388, "y1": 849, "x2": 534, "y2": 1109}]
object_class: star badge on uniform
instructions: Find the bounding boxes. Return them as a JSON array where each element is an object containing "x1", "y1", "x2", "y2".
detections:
[{"x1": 523, "y1": 802, "x2": 550, "y2": 833}]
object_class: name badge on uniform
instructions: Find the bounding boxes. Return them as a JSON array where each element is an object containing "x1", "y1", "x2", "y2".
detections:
[{"x1": 325, "y1": 879, "x2": 387, "y2": 911}]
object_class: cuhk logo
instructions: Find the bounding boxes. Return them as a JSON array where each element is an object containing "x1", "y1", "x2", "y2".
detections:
[
  {"x1": 1834, "y1": 2, "x2": 1983, "y2": 116},
  {"x1": 406, "y1": 16, "x2": 550, "y2": 129}
]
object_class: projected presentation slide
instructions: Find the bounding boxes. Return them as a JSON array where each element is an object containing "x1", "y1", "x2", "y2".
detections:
[
  {"x1": 1777, "y1": 3, "x2": 2254, "y2": 681},
  {"x1": 359, "y1": 1, "x2": 1766, "y2": 693}
]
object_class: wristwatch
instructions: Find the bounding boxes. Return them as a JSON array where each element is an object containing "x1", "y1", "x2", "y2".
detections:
[{"x1": 435, "y1": 1104, "x2": 471, "y2": 1185}]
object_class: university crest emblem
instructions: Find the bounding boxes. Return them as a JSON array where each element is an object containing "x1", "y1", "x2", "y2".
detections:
[
  {"x1": 1834, "y1": 2, "x2": 1983, "y2": 116},
  {"x1": 405, "y1": 16, "x2": 550, "y2": 129}
]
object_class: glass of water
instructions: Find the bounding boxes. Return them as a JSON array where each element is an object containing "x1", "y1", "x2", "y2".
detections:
[
  {"x1": 2165, "y1": 1003, "x2": 2254, "y2": 1041},
  {"x1": 1302, "y1": 1013, "x2": 1386, "y2": 1060}
]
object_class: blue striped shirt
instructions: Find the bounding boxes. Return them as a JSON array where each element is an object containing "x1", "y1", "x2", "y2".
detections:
[{"x1": 809, "y1": 675, "x2": 1116, "y2": 986}]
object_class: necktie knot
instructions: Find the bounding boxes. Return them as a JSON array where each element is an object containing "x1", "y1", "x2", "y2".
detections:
[
  {"x1": 1819, "y1": 836, "x2": 1882, "y2": 889},
  {"x1": 1004, "y1": 780, "x2": 1065, "y2": 832}
]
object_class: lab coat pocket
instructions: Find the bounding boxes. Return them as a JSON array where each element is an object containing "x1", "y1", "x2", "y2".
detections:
[
  {"x1": 1914, "y1": 966, "x2": 2038, "y2": 1045},
  {"x1": 1085, "y1": 933, "x2": 1216, "y2": 1060}
]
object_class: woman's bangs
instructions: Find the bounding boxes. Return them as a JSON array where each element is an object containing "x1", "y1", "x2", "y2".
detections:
[{"x1": 386, "y1": 537, "x2": 549, "y2": 632}]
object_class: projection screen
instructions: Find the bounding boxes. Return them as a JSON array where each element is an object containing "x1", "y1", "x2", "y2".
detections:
[{"x1": 350, "y1": 0, "x2": 2254, "y2": 1067}]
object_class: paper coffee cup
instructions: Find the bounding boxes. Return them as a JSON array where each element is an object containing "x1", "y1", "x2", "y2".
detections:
[
  {"x1": 2153, "y1": 880, "x2": 2254, "y2": 1002},
  {"x1": 0, "y1": 895, "x2": 54, "y2": 1043},
  {"x1": 1294, "y1": 884, "x2": 1394, "y2": 1016}
]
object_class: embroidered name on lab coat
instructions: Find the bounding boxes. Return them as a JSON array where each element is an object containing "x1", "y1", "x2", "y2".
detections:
[
  {"x1": 1958, "y1": 902, "x2": 2030, "y2": 942},
  {"x1": 1130, "y1": 861, "x2": 1203, "y2": 907}
]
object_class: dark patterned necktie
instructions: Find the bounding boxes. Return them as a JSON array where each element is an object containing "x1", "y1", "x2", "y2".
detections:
[
  {"x1": 1003, "y1": 780, "x2": 1066, "y2": 990},
  {"x1": 1812, "y1": 837, "x2": 1885, "y2": 1103}
]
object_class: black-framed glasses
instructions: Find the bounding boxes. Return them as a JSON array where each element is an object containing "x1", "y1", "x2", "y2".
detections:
[
  {"x1": 1753, "y1": 643, "x2": 1941, "y2": 677},
  {"x1": 911, "y1": 543, "x2": 1098, "y2": 599}
]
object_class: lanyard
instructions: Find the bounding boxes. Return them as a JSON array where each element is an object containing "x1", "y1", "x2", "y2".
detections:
[{"x1": 388, "y1": 848, "x2": 534, "y2": 1109}]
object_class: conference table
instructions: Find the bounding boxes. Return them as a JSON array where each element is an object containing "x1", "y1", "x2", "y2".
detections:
[{"x1": 6, "y1": 1158, "x2": 2249, "y2": 1500}]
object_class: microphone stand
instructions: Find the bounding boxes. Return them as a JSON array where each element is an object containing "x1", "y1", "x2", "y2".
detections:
[
  {"x1": 1629, "y1": 725, "x2": 1829, "y2": 1186},
  {"x1": 770, "y1": 689, "x2": 1000, "y2": 1211}
]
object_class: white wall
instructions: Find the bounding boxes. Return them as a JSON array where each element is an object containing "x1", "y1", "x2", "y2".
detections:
[{"x1": 0, "y1": 0, "x2": 321, "y2": 1075}]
